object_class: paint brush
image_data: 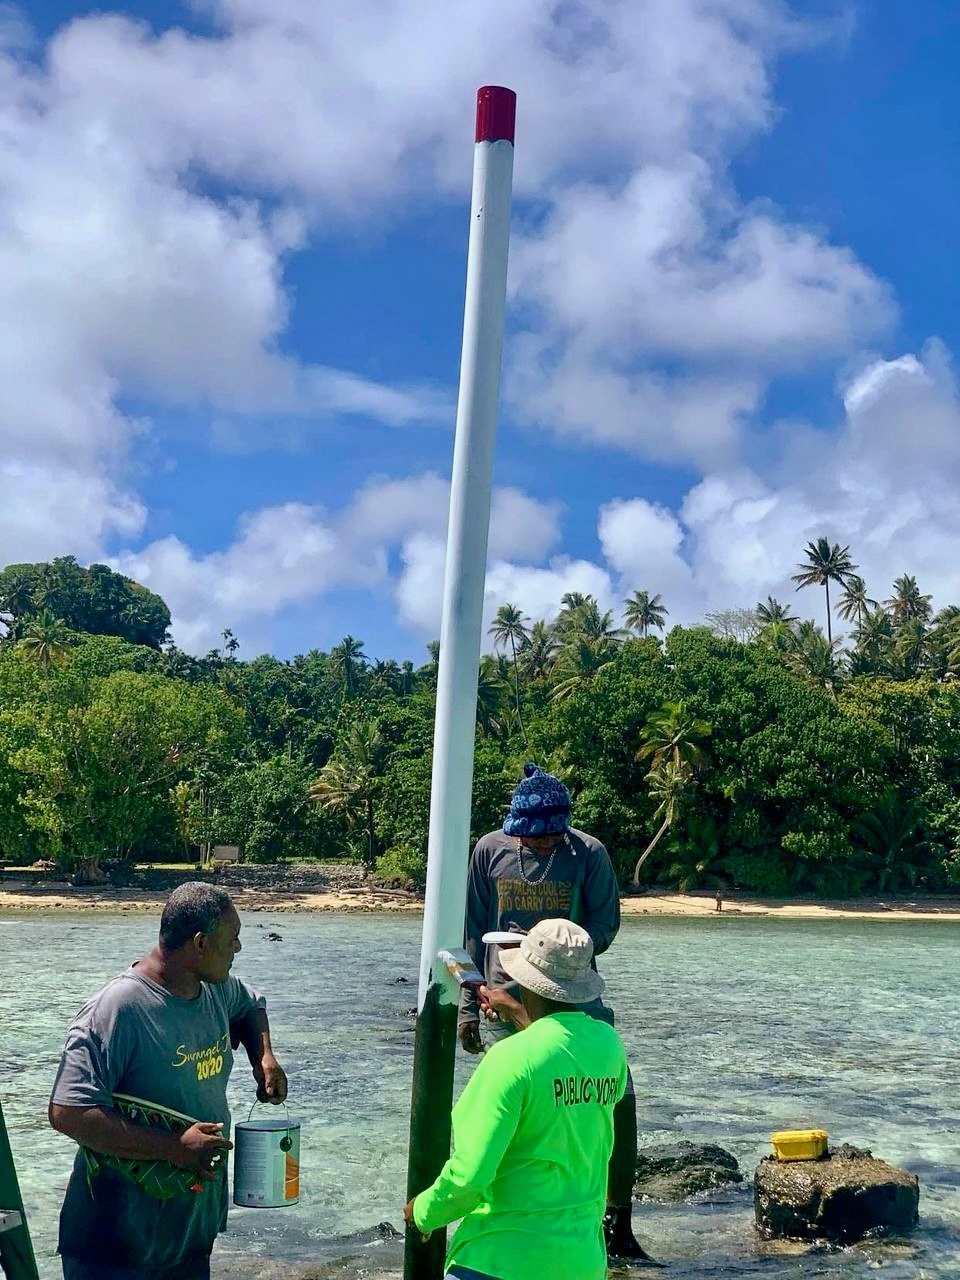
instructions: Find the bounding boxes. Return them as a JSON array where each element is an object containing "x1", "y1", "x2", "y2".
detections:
[{"x1": 438, "y1": 948, "x2": 485, "y2": 987}]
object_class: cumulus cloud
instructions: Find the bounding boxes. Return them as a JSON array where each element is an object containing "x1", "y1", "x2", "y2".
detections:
[
  {"x1": 590, "y1": 344, "x2": 960, "y2": 626},
  {"x1": 507, "y1": 162, "x2": 894, "y2": 462},
  {"x1": 113, "y1": 503, "x2": 357, "y2": 653},
  {"x1": 0, "y1": 0, "x2": 936, "y2": 655},
  {"x1": 105, "y1": 342, "x2": 960, "y2": 651},
  {"x1": 395, "y1": 537, "x2": 616, "y2": 638},
  {"x1": 48, "y1": 0, "x2": 796, "y2": 204},
  {"x1": 1, "y1": 462, "x2": 145, "y2": 565},
  {"x1": 114, "y1": 476, "x2": 562, "y2": 651},
  {"x1": 0, "y1": 7, "x2": 448, "y2": 582}
]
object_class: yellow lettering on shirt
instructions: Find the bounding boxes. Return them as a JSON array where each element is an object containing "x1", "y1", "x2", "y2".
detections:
[
  {"x1": 495, "y1": 879, "x2": 572, "y2": 915},
  {"x1": 171, "y1": 1032, "x2": 230, "y2": 1082}
]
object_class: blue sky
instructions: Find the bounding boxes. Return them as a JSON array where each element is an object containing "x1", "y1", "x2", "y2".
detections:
[{"x1": 5, "y1": 1, "x2": 960, "y2": 660}]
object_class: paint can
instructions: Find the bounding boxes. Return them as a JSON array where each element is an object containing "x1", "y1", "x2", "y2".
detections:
[{"x1": 233, "y1": 1103, "x2": 300, "y2": 1208}]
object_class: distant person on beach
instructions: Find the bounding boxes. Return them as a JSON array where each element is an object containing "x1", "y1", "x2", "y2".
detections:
[
  {"x1": 49, "y1": 883, "x2": 288, "y2": 1280},
  {"x1": 459, "y1": 763, "x2": 658, "y2": 1266},
  {"x1": 406, "y1": 919, "x2": 629, "y2": 1280},
  {"x1": 715, "y1": 887, "x2": 723, "y2": 912}
]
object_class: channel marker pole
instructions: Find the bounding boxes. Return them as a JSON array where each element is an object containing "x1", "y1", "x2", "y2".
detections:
[{"x1": 404, "y1": 85, "x2": 516, "y2": 1280}]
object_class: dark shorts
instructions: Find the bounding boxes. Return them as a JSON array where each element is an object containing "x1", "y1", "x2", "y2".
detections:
[
  {"x1": 61, "y1": 1258, "x2": 210, "y2": 1280},
  {"x1": 445, "y1": 1269, "x2": 499, "y2": 1280}
]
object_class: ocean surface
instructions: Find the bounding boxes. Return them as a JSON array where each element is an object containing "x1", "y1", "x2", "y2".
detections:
[{"x1": 1, "y1": 910, "x2": 957, "y2": 1279}]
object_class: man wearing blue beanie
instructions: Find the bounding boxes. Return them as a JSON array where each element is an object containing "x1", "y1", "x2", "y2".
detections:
[{"x1": 460, "y1": 763, "x2": 659, "y2": 1267}]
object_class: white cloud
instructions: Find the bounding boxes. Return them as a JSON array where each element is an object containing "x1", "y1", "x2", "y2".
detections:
[
  {"x1": 0, "y1": 9, "x2": 451, "y2": 585},
  {"x1": 508, "y1": 334, "x2": 760, "y2": 464},
  {"x1": 113, "y1": 503, "x2": 358, "y2": 652},
  {"x1": 507, "y1": 162, "x2": 893, "y2": 462},
  {"x1": 116, "y1": 475, "x2": 562, "y2": 651},
  {"x1": 395, "y1": 535, "x2": 616, "y2": 638},
  {"x1": 49, "y1": 0, "x2": 796, "y2": 204},
  {"x1": 593, "y1": 343, "x2": 960, "y2": 625},
  {"x1": 598, "y1": 498, "x2": 695, "y2": 606},
  {"x1": 342, "y1": 473, "x2": 561, "y2": 561},
  {"x1": 0, "y1": 0, "x2": 940, "y2": 658},
  {"x1": 104, "y1": 341, "x2": 960, "y2": 650},
  {"x1": 1, "y1": 461, "x2": 145, "y2": 564}
]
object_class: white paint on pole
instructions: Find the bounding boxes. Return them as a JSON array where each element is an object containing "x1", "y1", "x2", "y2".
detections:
[{"x1": 417, "y1": 87, "x2": 516, "y2": 1009}]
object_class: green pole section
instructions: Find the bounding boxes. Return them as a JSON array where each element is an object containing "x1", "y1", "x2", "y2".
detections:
[
  {"x1": 0, "y1": 1097, "x2": 40, "y2": 1280},
  {"x1": 403, "y1": 984, "x2": 459, "y2": 1279}
]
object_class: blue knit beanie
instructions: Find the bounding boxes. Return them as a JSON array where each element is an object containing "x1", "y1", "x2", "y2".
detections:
[{"x1": 503, "y1": 763, "x2": 571, "y2": 837}]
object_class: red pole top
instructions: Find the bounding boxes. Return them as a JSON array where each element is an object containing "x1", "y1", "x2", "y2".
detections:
[{"x1": 475, "y1": 86, "x2": 516, "y2": 144}]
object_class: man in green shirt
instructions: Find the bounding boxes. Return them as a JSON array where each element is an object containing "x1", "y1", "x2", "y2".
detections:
[{"x1": 405, "y1": 919, "x2": 629, "y2": 1280}]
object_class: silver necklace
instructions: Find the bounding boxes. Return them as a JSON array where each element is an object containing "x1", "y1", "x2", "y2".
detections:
[{"x1": 516, "y1": 841, "x2": 556, "y2": 885}]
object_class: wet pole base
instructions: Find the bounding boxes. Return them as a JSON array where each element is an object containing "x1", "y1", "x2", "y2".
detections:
[{"x1": 404, "y1": 983, "x2": 459, "y2": 1280}]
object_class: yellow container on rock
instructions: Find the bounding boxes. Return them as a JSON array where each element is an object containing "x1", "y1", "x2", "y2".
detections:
[{"x1": 770, "y1": 1129, "x2": 828, "y2": 1161}]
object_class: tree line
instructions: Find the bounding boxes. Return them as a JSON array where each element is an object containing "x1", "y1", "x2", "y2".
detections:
[{"x1": 1, "y1": 549, "x2": 959, "y2": 896}]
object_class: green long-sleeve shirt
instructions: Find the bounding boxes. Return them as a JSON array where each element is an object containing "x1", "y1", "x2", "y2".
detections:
[{"x1": 414, "y1": 1011, "x2": 628, "y2": 1280}]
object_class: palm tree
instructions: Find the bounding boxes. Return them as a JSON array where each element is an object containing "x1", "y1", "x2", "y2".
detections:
[
  {"x1": 636, "y1": 701, "x2": 712, "y2": 775},
  {"x1": 328, "y1": 635, "x2": 367, "y2": 699},
  {"x1": 836, "y1": 576, "x2": 876, "y2": 629},
  {"x1": 849, "y1": 608, "x2": 895, "y2": 676},
  {"x1": 787, "y1": 621, "x2": 843, "y2": 691},
  {"x1": 632, "y1": 761, "x2": 692, "y2": 884},
  {"x1": 854, "y1": 790, "x2": 925, "y2": 893},
  {"x1": 16, "y1": 611, "x2": 71, "y2": 673},
  {"x1": 520, "y1": 619, "x2": 561, "y2": 681},
  {"x1": 489, "y1": 603, "x2": 530, "y2": 741},
  {"x1": 576, "y1": 600, "x2": 626, "y2": 646},
  {"x1": 559, "y1": 591, "x2": 590, "y2": 611},
  {"x1": 760, "y1": 619, "x2": 796, "y2": 655},
  {"x1": 553, "y1": 593, "x2": 594, "y2": 638},
  {"x1": 791, "y1": 538, "x2": 858, "y2": 643},
  {"x1": 892, "y1": 617, "x2": 931, "y2": 678},
  {"x1": 756, "y1": 597, "x2": 798, "y2": 626},
  {"x1": 623, "y1": 590, "x2": 668, "y2": 639},
  {"x1": 475, "y1": 655, "x2": 508, "y2": 738},
  {"x1": 369, "y1": 658, "x2": 403, "y2": 695},
  {"x1": 930, "y1": 608, "x2": 960, "y2": 679},
  {"x1": 308, "y1": 719, "x2": 383, "y2": 868},
  {"x1": 885, "y1": 575, "x2": 932, "y2": 624},
  {"x1": 550, "y1": 638, "x2": 618, "y2": 702},
  {"x1": 666, "y1": 815, "x2": 728, "y2": 894}
]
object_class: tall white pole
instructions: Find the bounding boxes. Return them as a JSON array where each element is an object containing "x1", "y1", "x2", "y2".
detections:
[{"x1": 404, "y1": 85, "x2": 516, "y2": 1280}]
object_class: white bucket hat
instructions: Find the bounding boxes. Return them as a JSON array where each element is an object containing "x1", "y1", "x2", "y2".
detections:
[{"x1": 499, "y1": 919, "x2": 604, "y2": 1004}]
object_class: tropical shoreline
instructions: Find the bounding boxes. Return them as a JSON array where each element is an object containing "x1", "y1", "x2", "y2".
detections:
[{"x1": 1, "y1": 878, "x2": 959, "y2": 921}]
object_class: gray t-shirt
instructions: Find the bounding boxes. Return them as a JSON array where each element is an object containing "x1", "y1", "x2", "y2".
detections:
[
  {"x1": 460, "y1": 827, "x2": 620, "y2": 1024},
  {"x1": 51, "y1": 965, "x2": 265, "y2": 1277}
]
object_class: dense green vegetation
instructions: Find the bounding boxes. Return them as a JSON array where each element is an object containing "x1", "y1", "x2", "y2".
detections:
[{"x1": 2, "y1": 547, "x2": 960, "y2": 895}]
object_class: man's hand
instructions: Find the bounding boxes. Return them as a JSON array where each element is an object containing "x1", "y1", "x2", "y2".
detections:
[
  {"x1": 404, "y1": 1197, "x2": 431, "y2": 1243},
  {"x1": 174, "y1": 1122, "x2": 233, "y2": 1180},
  {"x1": 459, "y1": 1019, "x2": 484, "y2": 1055},
  {"x1": 480, "y1": 984, "x2": 529, "y2": 1030},
  {"x1": 253, "y1": 1051, "x2": 288, "y2": 1104}
]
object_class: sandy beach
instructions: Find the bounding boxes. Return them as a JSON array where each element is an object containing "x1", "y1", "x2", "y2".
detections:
[{"x1": 2, "y1": 876, "x2": 959, "y2": 920}]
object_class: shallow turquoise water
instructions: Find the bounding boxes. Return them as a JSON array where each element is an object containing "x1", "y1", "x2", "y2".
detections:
[{"x1": 1, "y1": 911, "x2": 958, "y2": 1278}]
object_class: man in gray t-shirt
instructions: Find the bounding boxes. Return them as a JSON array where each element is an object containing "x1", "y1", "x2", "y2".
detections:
[
  {"x1": 49, "y1": 883, "x2": 288, "y2": 1280},
  {"x1": 459, "y1": 765, "x2": 659, "y2": 1267}
]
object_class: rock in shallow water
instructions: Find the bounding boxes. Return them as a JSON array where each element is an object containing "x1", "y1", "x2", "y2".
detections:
[
  {"x1": 634, "y1": 1140, "x2": 743, "y2": 1200},
  {"x1": 754, "y1": 1144, "x2": 919, "y2": 1244}
]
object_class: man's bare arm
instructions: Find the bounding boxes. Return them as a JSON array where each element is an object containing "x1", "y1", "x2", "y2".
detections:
[
  {"x1": 49, "y1": 1103, "x2": 231, "y2": 1178},
  {"x1": 231, "y1": 1007, "x2": 288, "y2": 1102}
]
